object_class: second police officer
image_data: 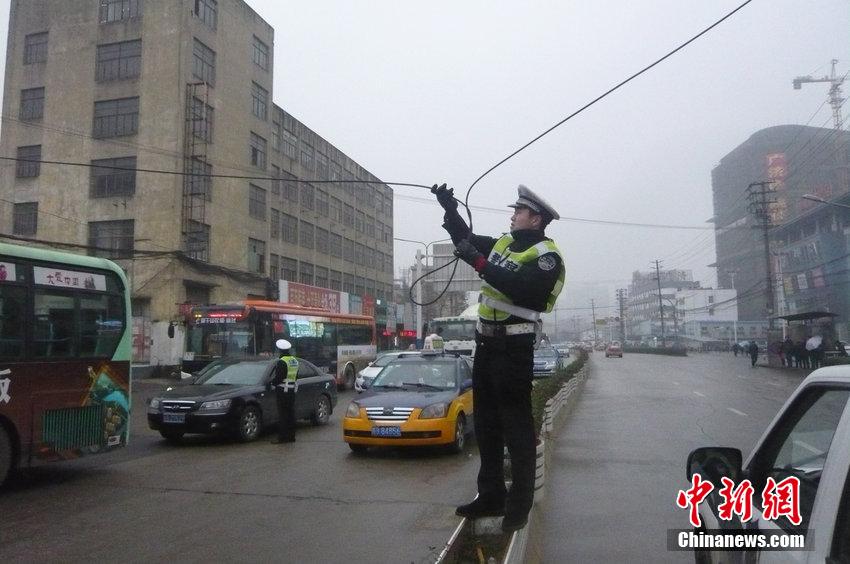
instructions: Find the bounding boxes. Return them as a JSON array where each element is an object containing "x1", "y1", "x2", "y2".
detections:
[
  {"x1": 432, "y1": 182, "x2": 564, "y2": 533},
  {"x1": 271, "y1": 338, "x2": 299, "y2": 444}
]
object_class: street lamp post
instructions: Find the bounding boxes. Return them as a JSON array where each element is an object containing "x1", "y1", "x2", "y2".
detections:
[{"x1": 801, "y1": 194, "x2": 850, "y2": 210}]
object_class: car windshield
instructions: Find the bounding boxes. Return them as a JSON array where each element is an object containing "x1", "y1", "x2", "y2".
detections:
[
  {"x1": 195, "y1": 361, "x2": 270, "y2": 386},
  {"x1": 535, "y1": 349, "x2": 557, "y2": 359},
  {"x1": 372, "y1": 353, "x2": 402, "y2": 367},
  {"x1": 372, "y1": 359, "x2": 458, "y2": 390}
]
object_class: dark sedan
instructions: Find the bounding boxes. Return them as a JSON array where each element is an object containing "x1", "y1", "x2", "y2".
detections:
[{"x1": 147, "y1": 357, "x2": 338, "y2": 442}]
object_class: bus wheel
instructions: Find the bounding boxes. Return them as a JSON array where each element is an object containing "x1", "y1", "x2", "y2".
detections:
[
  {"x1": 344, "y1": 365, "x2": 356, "y2": 390},
  {"x1": 0, "y1": 426, "x2": 15, "y2": 487}
]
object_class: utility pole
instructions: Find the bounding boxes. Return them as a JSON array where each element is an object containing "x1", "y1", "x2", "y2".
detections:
[
  {"x1": 590, "y1": 299, "x2": 599, "y2": 344},
  {"x1": 616, "y1": 289, "x2": 627, "y2": 342},
  {"x1": 747, "y1": 181, "x2": 777, "y2": 336},
  {"x1": 652, "y1": 260, "x2": 666, "y2": 347}
]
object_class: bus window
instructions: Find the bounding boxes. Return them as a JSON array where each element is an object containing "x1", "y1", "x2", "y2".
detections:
[
  {"x1": 0, "y1": 285, "x2": 26, "y2": 359},
  {"x1": 33, "y1": 291, "x2": 76, "y2": 358},
  {"x1": 339, "y1": 325, "x2": 371, "y2": 346},
  {"x1": 80, "y1": 294, "x2": 125, "y2": 358}
]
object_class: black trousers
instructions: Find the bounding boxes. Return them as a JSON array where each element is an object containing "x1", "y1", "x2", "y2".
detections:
[
  {"x1": 275, "y1": 385, "x2": 297, "y2": 440},
  {"x1": 472, "y1": 332, "x2": 536, "y2": 516}
]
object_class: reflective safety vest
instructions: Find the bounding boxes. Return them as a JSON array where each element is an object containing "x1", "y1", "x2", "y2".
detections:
[
  {"x1": 479, "y1": 235, "x2": 565, "y2": 322},
  {"x1": 279, "y1": 355, "x2": 299, "y2": 382}
]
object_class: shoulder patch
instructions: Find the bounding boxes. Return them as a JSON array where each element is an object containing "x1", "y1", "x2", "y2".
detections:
[{"x1": 538, "y1": 254, "x2": 557, "y2": 271}]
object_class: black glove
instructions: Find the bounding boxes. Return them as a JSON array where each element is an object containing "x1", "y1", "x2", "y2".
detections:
[
  {"x1": 431, "y1": 183, "x2": 458, "y2": 212},
  {"x1": 454, "y1": 238, "x2": 484, "y2": 268}
]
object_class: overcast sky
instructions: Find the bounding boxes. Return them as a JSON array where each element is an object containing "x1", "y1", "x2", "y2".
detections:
[{"x1": 1, "y1": 0, "x2": 848, "y2": 317}]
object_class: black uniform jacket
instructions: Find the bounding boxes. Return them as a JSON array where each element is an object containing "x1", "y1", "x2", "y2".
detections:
[{"x1": 442, "y1": 207, "x2": 563, "y2": 325}]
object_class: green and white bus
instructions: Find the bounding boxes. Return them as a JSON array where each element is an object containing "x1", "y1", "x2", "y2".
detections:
[{"x1": 0, "y1": 243, "x2": 132, "y2": 487}]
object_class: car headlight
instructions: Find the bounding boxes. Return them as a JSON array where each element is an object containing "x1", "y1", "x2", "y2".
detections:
[
  {"x1": 346, "y1": 402, "x2": 361, "y2": 418},
  {"x1": 419, "y1": 402, "x2": 448, "y2": 419},
  {"x1": 199, "y1": 399, "x2": 231, "y2": 410},
  {"x1": 148, "y1": 398, "x2": 161, "y2": 410}
]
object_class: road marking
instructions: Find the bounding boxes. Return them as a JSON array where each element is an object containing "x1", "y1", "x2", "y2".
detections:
[
  {"x1": 727, "y1": 408, "x2": 748, "y2": 417},
  {"x1": 693, "y1": 391, "x2": 706, "y2": 398},
  {"x1": 672, "y1": 381, "x2": 680, "y2": 386},
  {"x1": 768, "y1": 381, "x2": 783, "y2": 387}
]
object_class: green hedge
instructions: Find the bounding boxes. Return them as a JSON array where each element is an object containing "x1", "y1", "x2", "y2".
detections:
[
  {"x1": 531, "y1": 350, "x2": 588, "y2": 432},
  {"x1": 622, "y1": 346, "x2": 687, "y2": 356}
]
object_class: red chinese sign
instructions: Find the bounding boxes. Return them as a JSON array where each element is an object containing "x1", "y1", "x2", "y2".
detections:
[{"x1": 285, "y1": 282, "x2": 341, "y2": 313}]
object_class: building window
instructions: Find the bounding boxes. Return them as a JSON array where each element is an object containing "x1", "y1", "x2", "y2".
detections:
[
  {"x1": 343, "y1": 204, "x2": 354, "y2": 228},
  {"x1": 343, "y1": 273, "x2": 355, "y2": 294},
  {"x1": 330, "y1": 233, "x2": 342, "y2": 258},
  {"x1": 188, "y1": 158, "x2": 212, "y2": 201},
  {"x1": 355, "y1": 243, "x2": 364, "y2": 264},
  {"x1": 300, "y1": 142, "x2": 314, "y2": 171},
  {"x1": 344, "y1": 238, "x2": 354, "y2": 262},
  {"x1": 192, "y1": 39, "x2": 216, "y2": 86},
  {"x1": 270, "y1": 165, "x2": 281, "y2": 196},
  {"x1": 184, "y1": 221, "x2": 210, "y2": 261},
  {"x1": 330, "y1": 197, "x2": 342, "y2": 222},
  {"x1": 96, "y1": 39, "x2": 141, "y2": 82},
  {"x1": 299, "y1": 262, "x2": 314, "y2": 285},
  {"x1": 356, "y1": 210, "x2": 365, "y2": 233},
  {"x1": 99, "y1": 0, "x2": 141, "y2": 23},
  {"x1": 366, "y1": 216, "x2": 375, "y2": 239},
  {"x1": 19, "y1": 87, "x2": 44, "y2": 121},
  {"x1": 270, "y1": 208, "x2": 280, "y2": 239},
  {"x1": 281, "y1": 171, "x2": 298, "y2": 201},
  {"x1": 24, "y1": 32, "x2": 48, "y2": 64},
  {"x1": 252, "y1": 36, "x2": 269, "y2": 70},
  {"x1": 316, "y1": 227, "x2": 329, "y2": 254},
  {"x1": 193, "y1": 0, "x2": 217, "y2": 30},
  {"x1": 281, "y1": 257, "x2": 297, "y2": 281},
  {"x1": 271, "y1": 115, "x2": 281, "y2": 152},
  {"x1": 93, "y1": 97, "x2": 139, "y2": 138},
  {"x1": 282, "y1": 126, "x2": 298, "y2": 160},
  {"x1": 300, "y1": 183, "x2": 314, "y2": 210},
  {"x1": 251, "y1": 82, "x2": 268, "y2": 121},
  {"x1": 249, "y1": 184, "x2": 266, "y2": 220},
  {"x1": 316, "y1": 149, "x2": 328, "y2": 179},
  {"x1": 316, "y1": 190, "x2": 329, "y2": 217},
  {"x1": 269, "y1": 253, "x2": 279, "y2": 280},
  {"x1": 248, "y1": 238, "x2": 266, "y2": 274},
  {"x1": 329, "y1": 270, "x2": 342, "y2": 291},
  {"x1": 13, "y1": 202, "x2": 37, "y2": 236},
  {"x1": 250, "y1": 132, "x2": 267, "y2": 169},
  {"x1": 91, "y1": 156, "x2": 136, "y2": 198},
  {"x1": 89, "y1": 220, "x2": 134, "y2": 259},
  {"x1": 190, "y1": 97, "x2": 214, "y2": 143},
  {"x1": 281, "y1": 213, "x2": 298, "y2": 244},
  {"x1": 16, "y1": 145, "x2": 41, "y2": 178},
  {"x1": 299, "y1": 220, "x2": 314, "y2": 249},
  {"x1": 315, "y1": 266, "x2": 328, "y2": 288}
]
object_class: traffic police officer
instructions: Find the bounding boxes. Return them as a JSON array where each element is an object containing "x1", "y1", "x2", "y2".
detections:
[
  {"x1": 271, "y1": 339, "x2": 299, "y2": 443},
  {"x1": 433, "y1": 183, "x2": 564, "y2": 532}
]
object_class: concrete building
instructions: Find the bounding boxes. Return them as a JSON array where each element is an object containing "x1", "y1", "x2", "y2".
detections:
[
  {"x1": 626, "y1": 269, "x2": 699, "y2": 340},
  {"x1": 0, "y1": 0, "x2": 393, "y2": 368},
  {"x1": 712, "y1": 125, "x2": 850, "y2": 321}
]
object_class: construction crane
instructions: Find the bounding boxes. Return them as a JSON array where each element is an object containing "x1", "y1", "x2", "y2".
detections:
[{"x1": 793, "y1": 59, "x2": 846, "y2": 130}]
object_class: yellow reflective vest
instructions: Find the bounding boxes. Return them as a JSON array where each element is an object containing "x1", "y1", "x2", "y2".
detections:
[{"x1": 279, "y1": 355, "x2": 299, "y2": 382}]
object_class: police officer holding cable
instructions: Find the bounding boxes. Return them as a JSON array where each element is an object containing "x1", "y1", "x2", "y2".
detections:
[
  {"x1": 432, "y1": 182, "x2": 564, "y2": 532},
  {"x1": 271, "y1": 339, "x2": 299, "y2": 444}
]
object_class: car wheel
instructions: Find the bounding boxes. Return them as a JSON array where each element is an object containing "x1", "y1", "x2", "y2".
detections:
[
  {"x1": 349, "y1": 443, "x2": 368, "y2": 454},
  {"x1": 344, "y1": 365, "x2": 356, "y2": 390},
  {"x1": 236, "y1": 405, "x2": 262, "y2": 442},
  {"x1": 311, "y1": 394, "x2": 332, "y2": 426},
  {"x1": 447, "y1": 414, "x2": 466, "y2": 454},
  {"x1": 0, "y1": 426, "x2": 15, "y2": 488},
  {"x1": 159, "y1": 429, "x2": 184, "y2": 442}
]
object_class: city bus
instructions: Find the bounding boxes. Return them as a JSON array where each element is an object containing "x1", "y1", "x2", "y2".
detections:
[
  {"x1": 184, "y1": 300, "x2": 376, "y2": 390},
  {"x1": 0, "y1": 242, "x2": 132, "y2": 487}
]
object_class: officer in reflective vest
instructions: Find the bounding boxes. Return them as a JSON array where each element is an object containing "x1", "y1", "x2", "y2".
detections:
[
  {"x1": 271, "y1": 339, "x2": 299, "y2": 444},
  {"x1": 432, "y1": 183, "x2": 564, "y2": 533}
]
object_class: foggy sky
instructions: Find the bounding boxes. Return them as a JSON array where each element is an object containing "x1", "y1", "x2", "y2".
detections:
[{"x1": 0, "y1": 0, "x2": 847, "y2": 318}]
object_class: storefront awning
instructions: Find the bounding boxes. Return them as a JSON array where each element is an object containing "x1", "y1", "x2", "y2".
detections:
[{"x1": 777, "y1": 311, "x2": 838, "y2": 322}]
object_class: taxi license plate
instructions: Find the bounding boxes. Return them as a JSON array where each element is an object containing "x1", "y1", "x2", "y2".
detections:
[
  {"x1": 163, "y1": 413, "x2": 186, "y2": 424},
  {"x1": 371, "y1": 426, "x2": 401, "y2": 437}
]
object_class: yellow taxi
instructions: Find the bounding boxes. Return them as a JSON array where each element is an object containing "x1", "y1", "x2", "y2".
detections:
[{"x1": 343, "y1": 351, "x2": 474, "y2": 454}]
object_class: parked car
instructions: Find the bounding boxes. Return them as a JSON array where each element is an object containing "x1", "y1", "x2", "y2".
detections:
[
  {"x1": 355, "y1": 350, "x2": 406, "y2": 392},
  {"x1": 147, "y1": 357, "x2": 338, "y2": 442},
  {"x1": 605, "y1": 341, "x2": 623, "y2": 358},
  {"x1": 686, "y1": 366, "x2": 850, "y2": 563},
  {"x1": 343, "y1": 351, "x2": 474, "y2": 454},
  {"x1": 533, "y1": 346, "x2": 563, "y2": 377}
]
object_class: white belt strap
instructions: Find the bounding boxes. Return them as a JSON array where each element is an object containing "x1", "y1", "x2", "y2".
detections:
[{"x1": 479, "y1": 295, "x2": 542, "y2": 322}]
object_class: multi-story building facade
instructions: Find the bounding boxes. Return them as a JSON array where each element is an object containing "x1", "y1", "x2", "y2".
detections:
[
  {"x1": 0, "y1": 0, "x2": 393, "y2": 368},
  {"x1": 712, "y1": 124, "x2": 850, "y2": 321},
  {"x1": 626, "y1": 269, "x2": 699, "y2": 340}
]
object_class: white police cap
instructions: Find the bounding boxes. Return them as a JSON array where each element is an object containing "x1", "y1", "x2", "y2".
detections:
[
  {"x1": 507, "y1": 185, "x2": 560, "y2": 220},
  {"x1": 275, "y1": 339, "x2": 292, "y2": 351}
]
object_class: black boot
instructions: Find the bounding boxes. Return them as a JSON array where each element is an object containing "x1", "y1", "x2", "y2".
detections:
[{"x1": 455, "y1": 496, "x2": 505, "y2": 518}]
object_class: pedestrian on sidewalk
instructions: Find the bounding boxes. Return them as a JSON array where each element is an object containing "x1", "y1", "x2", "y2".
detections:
[
  {"x1": 433, "y1": 183, "x2": 564, "y2": 534},
  {"x1": 783, "y1": 337, "x2": 794, "y2": 368},
  {"x1": 748, "y1": 340, "x2": 759, "y2": 368}
]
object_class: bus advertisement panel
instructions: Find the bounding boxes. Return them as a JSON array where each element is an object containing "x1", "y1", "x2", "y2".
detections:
[
  {"x1": 184, "y1": 300, "x2": 376, "y2": 390},
  {"x1": 0, "y1": 243, "x2": 132, "y2": 487}
]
